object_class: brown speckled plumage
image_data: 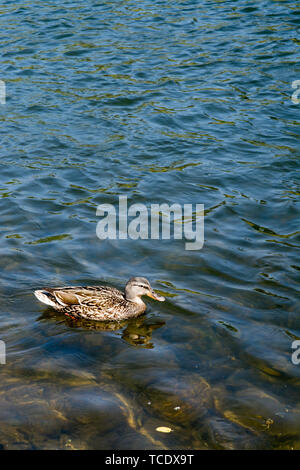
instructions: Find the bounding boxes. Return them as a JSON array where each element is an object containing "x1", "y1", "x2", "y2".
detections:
[{"x1": 34, "y1": 277, "x2": 165, "y2": 321}]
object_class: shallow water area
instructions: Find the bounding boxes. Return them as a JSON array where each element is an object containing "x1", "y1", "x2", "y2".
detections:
[{"x1": 0, "y1": 0, "x2": 299, "y2": 450}]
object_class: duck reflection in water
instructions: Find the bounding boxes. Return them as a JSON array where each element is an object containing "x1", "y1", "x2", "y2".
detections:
[{"x1": 38, "y1": 308, "x2": 165, "y2": 349}]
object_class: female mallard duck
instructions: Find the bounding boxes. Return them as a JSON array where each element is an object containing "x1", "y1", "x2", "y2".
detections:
[{"x1": 34, "y1": 277, "x2": 165, "y2": 321}]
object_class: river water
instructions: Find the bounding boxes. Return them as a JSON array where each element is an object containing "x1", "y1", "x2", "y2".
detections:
[{"x1": 0, "y1": 0, "x2": 299, "y2": 449}]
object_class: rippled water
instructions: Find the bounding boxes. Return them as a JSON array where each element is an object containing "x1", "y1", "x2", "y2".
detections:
[{"x1": 0, "y1": 0, "x2": 299, "y2": 450}]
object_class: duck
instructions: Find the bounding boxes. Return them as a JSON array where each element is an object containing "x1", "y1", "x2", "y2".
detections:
[{"x1": 34, "y1": 277, "x2": 165, "y2": 321}]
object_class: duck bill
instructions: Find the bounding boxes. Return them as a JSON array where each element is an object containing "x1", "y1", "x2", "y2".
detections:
[{"x1": 147, "y1": 290, "x2": 165, "y2": 302}]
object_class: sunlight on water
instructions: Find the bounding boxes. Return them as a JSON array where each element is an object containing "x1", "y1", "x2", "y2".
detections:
[{"x1": 0, "y1": 0, "x2": 299, "y2": 450}]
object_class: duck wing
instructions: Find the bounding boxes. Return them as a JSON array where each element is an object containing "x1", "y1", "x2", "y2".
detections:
[{"x1": 51, "y1": 286, "x2": 124, "y2": 307}]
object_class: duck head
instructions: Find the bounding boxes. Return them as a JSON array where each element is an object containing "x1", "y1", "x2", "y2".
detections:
[{"x1": 125, "y1": 277, "x2": 165, "y2": 303}]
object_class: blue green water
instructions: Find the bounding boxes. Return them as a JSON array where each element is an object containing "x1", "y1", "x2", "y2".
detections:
[{"x1": 0, "y1": 0, "x2": 299, "y2": 449}]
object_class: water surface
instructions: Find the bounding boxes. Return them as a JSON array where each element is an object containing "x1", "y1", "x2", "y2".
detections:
[{"x1": 0, "y1": 0, "x2": 299, "y2": 449}]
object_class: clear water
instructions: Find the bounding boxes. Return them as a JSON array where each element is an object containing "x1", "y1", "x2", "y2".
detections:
[{"x1": 0, "y1": 0, "x2": 299, "y2": 449}]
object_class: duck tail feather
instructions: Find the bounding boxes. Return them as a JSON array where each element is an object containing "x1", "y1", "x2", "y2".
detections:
[{"x1": 34, "y1": 289, "x2": 60, "y2": 308}]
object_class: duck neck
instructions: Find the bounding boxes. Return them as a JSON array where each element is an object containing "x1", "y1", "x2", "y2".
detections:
[{"x1": 125, "y1": 293, "x2": 146, "y2": 307}]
